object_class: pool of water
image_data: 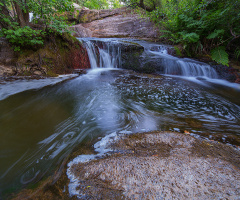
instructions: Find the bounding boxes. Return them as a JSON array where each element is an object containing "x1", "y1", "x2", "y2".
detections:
[{"x1": 0, "y1": 69, "x2": 239, "y2": 198}]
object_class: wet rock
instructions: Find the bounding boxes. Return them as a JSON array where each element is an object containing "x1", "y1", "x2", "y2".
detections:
[
  {"x1": 69, "y1": 132, "x2": 240, "y2": 199},
  {"x1": 121, "y1": 52, "x2": 166, "y2": 74},
  {"x1": 211, "y1": 64, "x2": 239, "y2": 82},
  {"x1": 89, "y1": 39, "x2": 145, "y2": 69},
  {"x1": 73, "y1": 69, "x2": 87, "y2": 75}
]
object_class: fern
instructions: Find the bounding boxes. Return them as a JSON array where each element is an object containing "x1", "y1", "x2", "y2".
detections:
[
  {"x1": 235, "y1": 48, "x2": 240, "y2": 60},
  {"x1": 207, "y1": 29, "x2": 224, "y2": 39},
  {"x1": 180, "y1": 32, "x2": 199, "y2": 43},
  {"x1": 211, "y1": 46, "x2": 229, "y2": 66}
]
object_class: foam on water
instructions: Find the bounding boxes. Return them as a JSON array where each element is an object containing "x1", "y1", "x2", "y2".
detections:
[{"x1": 67, "y1": 131, "x2": 130, "y2": 198}]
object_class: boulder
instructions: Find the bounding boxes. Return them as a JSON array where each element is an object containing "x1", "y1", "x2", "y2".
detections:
[
  {"x1": 82, "y1": 13, "x2": 160, "y2": 40},
  {"x1": 78, "y1": 7, "x2": 129, "y2": 23},
  {"x1": 73, "y1": 3, "x2": 82, "y2": 9}
]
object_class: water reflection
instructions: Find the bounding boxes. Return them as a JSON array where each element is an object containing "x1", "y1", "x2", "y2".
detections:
[{"x1": 0, "y1": 69, "x2": 240, "y2": 197}]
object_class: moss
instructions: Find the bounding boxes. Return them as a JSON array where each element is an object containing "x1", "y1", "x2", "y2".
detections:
[
  {"x1": 122, "y1": 41, "x2": 141, "y2": 46},
  {"x1": 174, "y1": 46, "x2": 183, "y2": 57},
  {"x1": 13, "y1": 32, "x2": 90, "y2": 76},
  {"x1": 79, "y1": 14, "x2": 88, "y2": 23},
  {"x1": 46, "y1": 70, "x2": 58, "y2": 77}
]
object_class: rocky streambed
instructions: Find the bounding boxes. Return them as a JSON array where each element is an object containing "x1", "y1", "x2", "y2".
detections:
[{"x1": 12, "y1": 131, "x2": 240, "y2": 199}]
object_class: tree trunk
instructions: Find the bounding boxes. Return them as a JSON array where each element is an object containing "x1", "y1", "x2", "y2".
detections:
[
  {"x1": 0, "y1": 3, "x2": 13, "y2": 28},
  {"x1": 14, "y1": 1, "x2": 29, "y2": 27}
]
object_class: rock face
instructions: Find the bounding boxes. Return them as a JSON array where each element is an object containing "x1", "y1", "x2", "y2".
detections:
[
  {"x1": 70, "y1": 24, "x2": 92, "y2": 38},
  {"x1": 82, "y1": 13, "x2": 160, "y2": 39},
  {"x1": 78, "y1": 7, "x2": 128, "y2": 23},
  {"x1": 71, "y1": 7, "x2": 160, "y2": 40},
  {"x1": 0, "y1": 65, "x2": 13, "y2": 77},
  {"x1": 68, "y1": 132, "x2": 240, "y2": 199}
]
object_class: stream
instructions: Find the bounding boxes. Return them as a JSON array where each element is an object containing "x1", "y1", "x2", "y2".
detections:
[{"x1": 0, "y1": 38, "x2": 240, "y2": 198}]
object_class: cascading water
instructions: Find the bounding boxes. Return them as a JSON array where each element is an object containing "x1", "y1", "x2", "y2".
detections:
[
  {"x1": 80, "y1": 38, "x2": 121, "y2": 69},
  {"x1": 148, "y1": 48, "x2": 218, "y2": 78},
  {"x1": 79, "y1": 38, "x2": 218, "y2": 78}
]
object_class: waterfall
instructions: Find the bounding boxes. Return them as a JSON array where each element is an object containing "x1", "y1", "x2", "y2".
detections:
[
  {"x1": 79, "y1": 38, "x2": 218, "y2": 79},
  {"x1": 148, "y1": 46, "x2": 218, "y2": 78},
  {"x1": 81, "y1": 40, "x2": 99, "y2": 69},
  {"x1": 160, "y1": 59, "x2": 219, "y2": 78},
  {"x1": 79, "y1": 38, "x2": 121, "y2": 69}
]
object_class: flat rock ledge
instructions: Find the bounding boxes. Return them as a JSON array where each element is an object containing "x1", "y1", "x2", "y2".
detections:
[
  {"x1": 12, "y1": 131, "x2": 240, "y2": 200},
  {"x1": 69, "y1": 132, "x2": 240, "y2": 199}
]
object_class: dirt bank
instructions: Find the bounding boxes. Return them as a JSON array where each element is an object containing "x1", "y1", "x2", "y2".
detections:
[{"x1": 0, "y1": 33, "x2": 90, "y2": 78}]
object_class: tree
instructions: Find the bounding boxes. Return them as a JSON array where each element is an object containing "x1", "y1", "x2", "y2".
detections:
[
  {"x1": 0, "y1": 0, "x2": 73, "y2": 51},
  {"x1": 121, "y1": 0, "x2": 159, "y2": 11},
  {"x1": 0, "y1": 0, "x2": 30, "y2": 28},
  {"x1": 144, "y1": 0, "x2": 240, "y2": 65}
]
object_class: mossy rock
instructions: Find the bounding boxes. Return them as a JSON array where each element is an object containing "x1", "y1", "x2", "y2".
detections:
[{"x1": 14, "y1": 32, "x2": 90, "y2": 76}]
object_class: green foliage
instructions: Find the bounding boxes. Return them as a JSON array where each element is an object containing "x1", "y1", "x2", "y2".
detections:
[
  {"x1": 84, "y1": 0, "x2": 109, "y2": 9},
  {"x1": 235, "y1": 48, "x2": 240, "y2": 60},
  {"x1": 109, "y1": 0, "x2": 123, "y2": 8},
  {"x1": 180, "y1": 32, "x2": 199, "y2": 43},
  {"x1": 211, "y1": 46, "x2": 229, "y2": 66},
  {"x1": 207, "y1": 29, "x2": 224, "y2": 39},
  {"x1": 28, "y1": 0, "x2": 73, "y2": 32},
  {"x1": 0, "y1": 0, "x2": 74, "y2": 51},
  {"x1": 73, "y1": 0, "x2": 123, "y2": 9},
  {"x1": 174, "y1": 46, "x2": 182, "y2": 57},
  {"x1": 1, "y1": 26, "x2": 44, "y2": 51},
  {"x1": 146, "y1": 0, "x2": 240, "y2": 66}
]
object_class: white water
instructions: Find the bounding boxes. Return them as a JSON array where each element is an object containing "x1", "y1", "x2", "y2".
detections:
[
  {"x1": 67, "y1": 131, "x2": 122, "y2": 198},
  {"x1": 80, "y1": 38, "x2": 219, "y2": 79},
  {"x1": 80, "y1": 38, "x2": 121, "y2": 68}
]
